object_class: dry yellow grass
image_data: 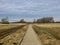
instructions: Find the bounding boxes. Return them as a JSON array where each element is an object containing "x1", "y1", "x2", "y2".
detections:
[
  {"x1": 33, "y1": 24, "x2": 60, "y2": 45},
  {"x1": 34, "y1": 23, "x2": 60, "y2": 28},
  {"x1": 0, "y1": 24, "x2": 26, "y2": 31},
  {"x1": 34, "y1": 23, "x2": 60, "y2": 39},
  {"x1": 0, "y1": 25, "x2": 28, "y2": 45}
]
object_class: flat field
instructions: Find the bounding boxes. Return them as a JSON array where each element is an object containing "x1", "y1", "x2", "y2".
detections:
[
  {"x1": 33, "y1": 23, "x2": 60, "y2": 45},
  {"x1": 0, "y1": 23, "x2": 28, "y2": 45},
  {"x1": 0, "y1": 23, "x2": 26, "y2": 30}
]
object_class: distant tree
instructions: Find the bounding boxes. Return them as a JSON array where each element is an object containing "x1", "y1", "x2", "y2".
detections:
[
  {"x1": 37, "y1": 17, "x2": 54, "y2": 23},
  {"x1": 1, "y1": 17, "x2": 9, "y2": 24},
  {"x1": 20, "y1": 19, "x2": 25, "y2": 23}
]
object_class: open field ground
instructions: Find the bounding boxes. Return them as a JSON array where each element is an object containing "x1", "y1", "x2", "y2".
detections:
[
  {"x1": 0, "y1": 23, "x2": 28, "y2": 45},
  {"x1": 34, "y1": 23, "x2": 60, "y2": 27},
  {"x1": 0, "y1": 23, "x2": 27, "y2": 30},
  {"x1": 0, "y1": 25, "x2": 28, "y2": 45},
  {"x1": 0, "y1": 24, "x2": 27, "y2": 39},
  {"x1": 33, "y1": 23, "x2": 60, "y2": 45},
  {"x1": 0, "y1": 23, "x2": 60, "y2": 45}
]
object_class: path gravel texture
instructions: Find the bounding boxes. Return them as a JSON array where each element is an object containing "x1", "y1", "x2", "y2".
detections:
[{"x1": 21, "y1": 24, "x2": 43, "y2": 45}]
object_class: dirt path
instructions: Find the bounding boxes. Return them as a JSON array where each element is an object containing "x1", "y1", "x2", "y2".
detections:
[{"x1": 20, "y1": 24, "x2": 43, "y2": 45}]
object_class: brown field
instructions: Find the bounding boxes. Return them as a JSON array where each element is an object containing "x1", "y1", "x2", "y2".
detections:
[
  {"x1": 0, "y1": 23, "x2": 27, "y2": 34},
  {"x1": 34, "y1": 23, "x2": 60, "y2": 27},
  {"x1": 33, "y1": 23, "x2": 60, "y2": 45},
  {"x1": 0, "y1": 23, "x2": 26, "y2": 30},
  {"x1": 0, "y1": 24, "x2": 28, "y2": 45}
]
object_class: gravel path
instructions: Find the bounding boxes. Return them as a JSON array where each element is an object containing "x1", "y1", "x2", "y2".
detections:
[{"x1": 21, "y1": 24, "x2": 43, "y2": 45}]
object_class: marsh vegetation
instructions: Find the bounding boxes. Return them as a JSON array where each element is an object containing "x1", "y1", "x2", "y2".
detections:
[{"x1": 33, "y1": 23, "x2": 60, "y2": 45}]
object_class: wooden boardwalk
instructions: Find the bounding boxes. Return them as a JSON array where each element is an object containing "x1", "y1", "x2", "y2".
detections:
[{"x1": 20, "y1": 25, "x2": 43, "y2": 45}]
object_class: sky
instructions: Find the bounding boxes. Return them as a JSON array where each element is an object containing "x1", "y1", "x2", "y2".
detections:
[{"x1": 0, "y1": 0, "x2": 60, "y2": 22}]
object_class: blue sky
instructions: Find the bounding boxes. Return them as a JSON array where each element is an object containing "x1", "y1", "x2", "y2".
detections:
[{"x1": 0, "y1": 0, "x2": 60, "y2": 22}]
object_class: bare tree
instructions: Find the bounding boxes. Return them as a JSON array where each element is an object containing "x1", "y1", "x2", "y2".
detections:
[
  {"x1": 1, "y1": 17, "x2": 9, "y2": 24},
  {"x1": 20, "y1": 19, "x2": 25, "y2": 23},
  {"x1": 37, "y1": 17, "x2": 54, "y2": 23}
]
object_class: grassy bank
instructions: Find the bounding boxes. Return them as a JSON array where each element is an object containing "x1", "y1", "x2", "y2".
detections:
[
  {"x1": 0, "y1": 25, "x2": 28, "y2": 45},
  {"x1": 34, "y1": 23, "x2": 60, "y2": 39},
  {"x1": 33, "y1": 24, "x2": 60, "y2": 45}
]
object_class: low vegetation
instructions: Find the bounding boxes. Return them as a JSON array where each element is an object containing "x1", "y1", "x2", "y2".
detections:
[
  {"x1": 33, "y1": 23, "x2": 60, "y2": 45},
  {"x1": 0, "y1": 24, "x2": 28, "y2": 45},
  {"x1": 0, "y1": 24, "x2": 26, "y2": 33},
  {"x1": 34, "y1": 23, "x2": 60, "y2": 39}
]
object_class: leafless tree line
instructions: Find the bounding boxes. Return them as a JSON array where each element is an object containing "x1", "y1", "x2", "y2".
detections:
[{"x1": 0, "y1": 17, "x2": 60, "y2": 24}]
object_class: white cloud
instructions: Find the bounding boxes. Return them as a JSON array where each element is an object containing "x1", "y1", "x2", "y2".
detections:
[{"x1": 0, "y1": 0, "x2": 60, "y2": 21}]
